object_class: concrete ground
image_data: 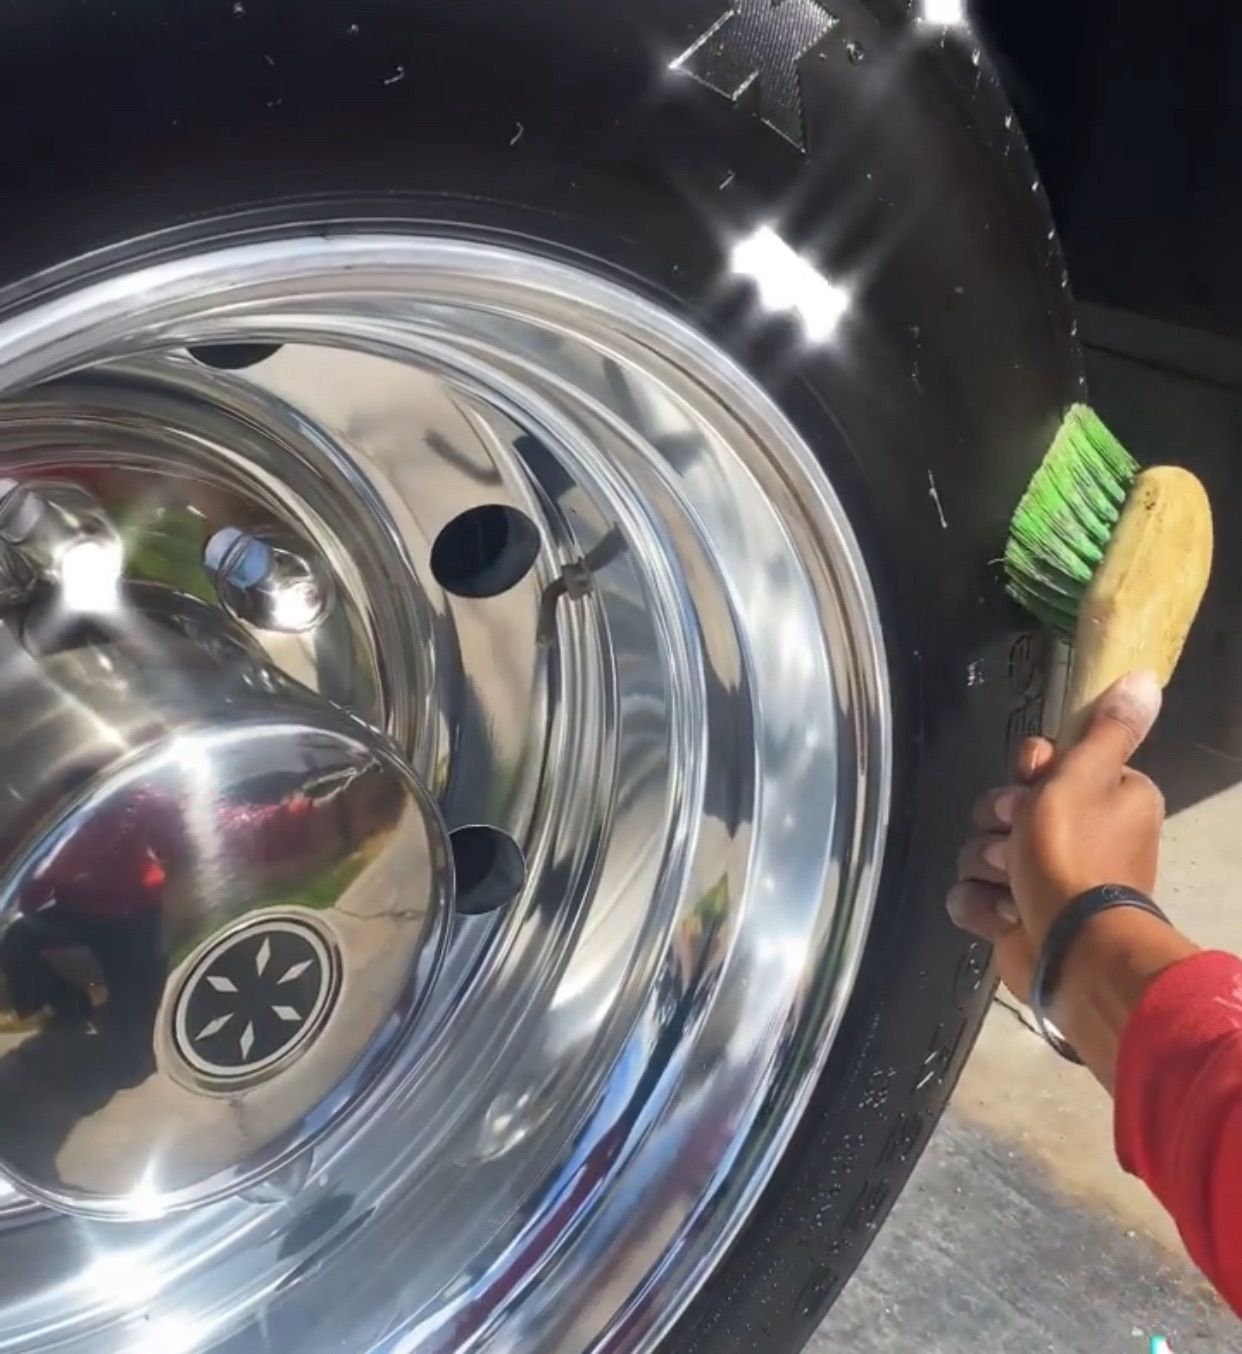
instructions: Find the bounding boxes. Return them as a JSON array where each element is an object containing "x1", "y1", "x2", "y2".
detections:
[{"x1": 814, "y1": 310, "x2": 1242, "y2": 1354}]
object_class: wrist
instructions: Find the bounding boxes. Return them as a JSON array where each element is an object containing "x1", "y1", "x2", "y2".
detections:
[{"x1": 1050, "y1": 907, "x2": 1198, "y2": 1089}]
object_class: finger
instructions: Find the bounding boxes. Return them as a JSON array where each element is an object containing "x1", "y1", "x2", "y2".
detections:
[
  {"x1": 956, "y1": 833, "x2": 1011, "y2": 886},
  {"x1": 946, "y1": 881, "x2": 1021, "y2": 942},
  {"x1": 1061, "y1": 670, "x2": 1163, "y2": 783},
  {"x1": 1014, "y1": 736, "x2": 1056, "y2": 784},
  {"x1": 971, "y1": 786, "x2": 1026, "y2": 831}
]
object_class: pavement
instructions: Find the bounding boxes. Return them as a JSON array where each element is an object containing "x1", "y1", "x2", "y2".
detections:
[{"x1": 814, "y1": 308, "x2": 1242, "y2": 1354}]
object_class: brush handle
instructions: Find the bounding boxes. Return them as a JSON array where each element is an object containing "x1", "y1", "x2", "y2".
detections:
[{"x1": 1058, "y1": 466, "x2": 1213, "y2": 748}]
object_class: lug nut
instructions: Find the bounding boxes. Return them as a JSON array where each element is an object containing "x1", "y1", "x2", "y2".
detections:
[
  {"x1": 204, "y1": 526, "x2": 333, "y2": 633},
  {"x1": 0, "y1": 479, "x2": 122, "y2": 614},
  {"x1": 0, "y1": 480, "x2": 45, "y2": 546}
]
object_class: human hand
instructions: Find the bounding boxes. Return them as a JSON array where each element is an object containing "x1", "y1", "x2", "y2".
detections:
[{"x1": 947, "y1": 670, "x2": 1166, "y2": 1002}]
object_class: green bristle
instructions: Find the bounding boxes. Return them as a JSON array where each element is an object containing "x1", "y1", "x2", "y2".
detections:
[{"x1": 1004, "y1": 404, "x2": 1140, "y2": 635}]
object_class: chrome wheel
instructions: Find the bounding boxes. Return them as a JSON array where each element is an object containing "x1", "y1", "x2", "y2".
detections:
[{"x1": 0, "y1": 231, "x2": 889, "y2": 1352}]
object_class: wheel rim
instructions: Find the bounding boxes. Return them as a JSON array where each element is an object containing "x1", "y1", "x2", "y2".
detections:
[{"x1": 0, "y1": 230, "x2": 890, "y2": 1352}]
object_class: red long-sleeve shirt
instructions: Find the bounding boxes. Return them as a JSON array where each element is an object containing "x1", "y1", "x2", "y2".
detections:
[{"x1": 1115, "y1": 950, "x2": 1242, "y2": 1317}]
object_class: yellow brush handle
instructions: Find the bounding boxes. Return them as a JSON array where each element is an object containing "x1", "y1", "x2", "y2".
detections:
[{"x1": 1060, "y1": 466, "x2": 1214, "y2": 747}]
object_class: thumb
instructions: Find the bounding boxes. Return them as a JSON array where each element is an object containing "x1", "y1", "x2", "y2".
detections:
[{"x1": 1062, "y1": 670, "x2": 1163, "y2": 781}]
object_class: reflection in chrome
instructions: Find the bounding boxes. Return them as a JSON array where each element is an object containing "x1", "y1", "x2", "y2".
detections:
[{"x1": 0, "y1": 234, "x2": 888, "y2": 1352}]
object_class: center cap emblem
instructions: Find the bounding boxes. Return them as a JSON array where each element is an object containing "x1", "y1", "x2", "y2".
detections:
[{"x1": 173, "y1": 918, "x2": 340, "y2": 1084}]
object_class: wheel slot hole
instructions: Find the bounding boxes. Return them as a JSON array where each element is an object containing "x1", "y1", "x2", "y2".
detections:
[
  {"x1": 430, "y1": 505, "x2": 540, "y2": 599},
  {"x1": 450, "y1": 825, "x2": 526, "y2": 916},
  {"x1": 188, "y1": 343, "x2": 284, "y2": 370}
]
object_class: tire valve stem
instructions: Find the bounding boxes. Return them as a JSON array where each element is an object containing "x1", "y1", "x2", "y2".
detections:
[
  {"x1": 536, "y1": 561, "x2": 596, "y2": 647},
  {"x1": 535, "y1": 528, "x2": 627, "y2": 646}
]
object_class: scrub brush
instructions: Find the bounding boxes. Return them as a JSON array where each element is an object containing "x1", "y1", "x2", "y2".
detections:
[{"x1": 1004, "y1": 405, "x2": 1214, "y2": 745}]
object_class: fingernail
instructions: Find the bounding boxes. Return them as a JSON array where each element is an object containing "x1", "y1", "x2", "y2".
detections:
[
  {"x1": 996, "y1": 898, "x2": 1020, "y2": 926},
  {"x1": 1115, "y1": 670, "x2": 1163, "y2": 723},
  {"x1": 982, "y1": 838, "x2": 1008, "y2": 872},
  {"x1": 945, "y1": 885, "x2": 970, "y2": 928},
  {"x1": 994, "y1": 790, "x2": 1021, "y2": 827}
]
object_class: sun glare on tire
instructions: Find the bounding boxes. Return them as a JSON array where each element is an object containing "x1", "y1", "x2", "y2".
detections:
[
  {"x1": 921, "y1": 0, "x2": 967, "y2": 26},
  {"x1": 730, "y1": 226, "x2": 850, "y2": 342}
]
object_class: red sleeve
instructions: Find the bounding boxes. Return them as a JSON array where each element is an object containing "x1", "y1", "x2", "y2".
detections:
[
  {"x1": 140, "y1": 788, "x2": 190, "y2": 866},
  {"x1": 1115, "y1": 951, "x2": 1242, "y2": 1316},
  {"x1": 219, "y1": 794, "x2": 324, "y2": 866}
]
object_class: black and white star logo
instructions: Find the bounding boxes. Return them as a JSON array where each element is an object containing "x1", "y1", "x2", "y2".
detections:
[{"x1": 174, "y1": 919, "x2": 339, "y2": 1084}]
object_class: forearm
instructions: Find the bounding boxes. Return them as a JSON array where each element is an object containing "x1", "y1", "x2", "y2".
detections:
[{"x1": 1050, "y1": 909, "x2": 1199, "y2": 1090}]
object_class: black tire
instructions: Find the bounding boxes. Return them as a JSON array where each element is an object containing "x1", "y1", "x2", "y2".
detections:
[{"x1": 0, "y1": 2, "x2": 1079, "y2": 1347}]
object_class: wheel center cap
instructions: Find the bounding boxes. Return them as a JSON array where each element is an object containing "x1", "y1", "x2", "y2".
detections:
[{"x1": 0, "y1": 588, "x2": 451, "y2": 1216}]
